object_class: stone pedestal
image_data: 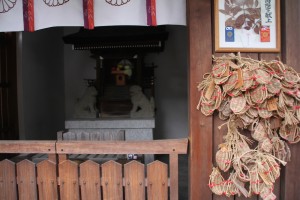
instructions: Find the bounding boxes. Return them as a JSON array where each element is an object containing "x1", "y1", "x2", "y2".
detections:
[{"x1": 65, "y1": 118, "x2": 155, "y2": 164}]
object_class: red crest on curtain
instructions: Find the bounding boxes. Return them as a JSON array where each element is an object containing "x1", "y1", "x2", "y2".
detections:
[
  {"x1": 83, "y1": 0, "x2": 94, "y2": 29},
  {"x1": 146, "y1": 0, "x2": 157, "y2": 26},
  {"x1": 23, "y1": 0, "x2": 34, "y2": 32}
]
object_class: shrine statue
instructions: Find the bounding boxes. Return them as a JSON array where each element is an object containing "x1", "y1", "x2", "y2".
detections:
[
  {"x1": 130, "y1": 85, "x2": 155, "y2": 118},
  {"x1": 111, "y1": 59, "x2": 133, "y2": 86},
  {"x1": 73, "y1": 86, "x2": 98, "y2": 118}
]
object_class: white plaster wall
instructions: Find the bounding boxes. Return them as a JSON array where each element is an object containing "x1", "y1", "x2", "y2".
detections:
[
  {"x1": 64, "y1": 27, "x2": 96, "y2": 119},
  {"x1": 145, "y1": 26, "x2": 188, "y2": 139},
  {"x1": 19, "y1": 27, "x2": 65, "y2": 139}
]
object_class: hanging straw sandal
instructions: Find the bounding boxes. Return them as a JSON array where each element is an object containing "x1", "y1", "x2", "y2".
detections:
[{"x1": 198, "y1": 53, "x2": 300, "y2": 200}]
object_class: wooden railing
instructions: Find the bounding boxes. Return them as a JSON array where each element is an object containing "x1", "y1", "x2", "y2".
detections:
[{"x1": 0, "y1": 139, "x2": 188, "y2": 200}]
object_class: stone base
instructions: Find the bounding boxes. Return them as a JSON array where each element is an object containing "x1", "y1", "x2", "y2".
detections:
[{"x1": 64, "y1": 118, "x2": 155, "y2": 164}]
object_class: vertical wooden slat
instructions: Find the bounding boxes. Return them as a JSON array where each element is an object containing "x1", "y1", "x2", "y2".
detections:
[
  {"x1": 282, "y1": 0, "x2": 300, "y2": 199},
  {"x1": 80, "y1": 160, "x2": 101, "y2": 200},
  {"x1": 147, "y1": 161, "x2": 168, "y2": 200},
  {"x1": 101, "y1": 160, "x2": 123, "y2": 200},
  {"x1": 58, "y1": 154, "x2": 67, "y2": 163},
  {"x1": 124, "y1": 161, "x2": 145, "y2": 200},
  {"x1": 17, "y1": 159, "x2": 38, "y2": 200},
  {"x1": 0, "y1": 159, "x2": 17, "y2": 200},
  {"x1": 259, "y1": 53, "x2": 280, "y2": 61},
  {"x1": 59, "y1": 160, "x2": 80, "y2": 200},
  {"x1": 188, "y1": 0, "x2": 213, "y2": 199},
  {"x1": 169, "y1": 154, "x2": 179, "y2": 200},
  {"x1": 37, "y1": 160, "x2": 58, "y2": 200},
  {"x1": 48, "y1": 154, "x2": 57, "y2": 163}
]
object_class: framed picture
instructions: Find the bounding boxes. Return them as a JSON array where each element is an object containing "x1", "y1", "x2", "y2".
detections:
[{"x1": 214, "y1": 0, "x2": 280, "y2": 52}]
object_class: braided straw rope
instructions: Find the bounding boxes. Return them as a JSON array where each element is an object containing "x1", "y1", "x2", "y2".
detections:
[{"x1": 198, "y1": 53, "x2": 300, "y2": 200}]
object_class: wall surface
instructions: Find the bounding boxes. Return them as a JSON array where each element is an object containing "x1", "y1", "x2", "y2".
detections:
[
  {"x1": 145, "y1": 26, "x2": 188, "y2": 139},
  {"x1": 64, "y1": 27, "x2": 97, "y2": 120},
  {"x1": 187, "y1": 0, "x2": 300, "y2": 199},
  {"x1": 19, "y1": 28, "x2": 65, "y2": 139}
]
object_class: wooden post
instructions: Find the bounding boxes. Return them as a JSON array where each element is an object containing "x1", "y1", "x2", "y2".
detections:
[
  {"x1": 282, "y1": 0, "x2": 300, "y2": 199},
  {"x1": 187, "y1": 0, "x2": 213, "y2": 200},
  {"x1": 169, "y1": 153, "x2": 179, "y2": 200}
]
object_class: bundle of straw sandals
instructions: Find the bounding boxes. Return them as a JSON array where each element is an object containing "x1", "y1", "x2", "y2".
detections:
[{"x1": 197, "y1": 53, "x2": 300, "y2": 200}]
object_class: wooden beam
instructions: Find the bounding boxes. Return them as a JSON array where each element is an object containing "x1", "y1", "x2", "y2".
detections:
[
  {"x1": 56, "y1": 139, "x2": 188, "y2": 154},
  {"x1": 187, "y1": 0, "x2": 213, "y2": 200},
  {"x1": 0, "y1": 140, "x2": 56, "y2": 153}
]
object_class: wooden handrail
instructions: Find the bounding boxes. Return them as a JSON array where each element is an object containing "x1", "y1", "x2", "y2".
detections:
[
  {"x1": 0, "y1": 139, "x2": 188, "y2": 155},
  {"x1": 0, "y1": 140, "x2": 56, "y2": 153},
  {"x1": 57, "y1": 138, "x2": 188, "y2": 154}
]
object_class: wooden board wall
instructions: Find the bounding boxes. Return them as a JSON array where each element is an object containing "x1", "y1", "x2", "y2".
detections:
[
  {"x1": 281, "y1": 0, "x2": 300, "y2": 199},
  {"x1": 188, "y1": 0, "x2": 213, "y2": 200},
  {"x1": 188, "y1": 0, "x2": 300, "y2": 200}
]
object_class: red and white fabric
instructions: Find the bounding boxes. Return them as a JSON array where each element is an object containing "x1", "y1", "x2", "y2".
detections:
[{"x1": 0, "y1": 0, "x2": 186, "y2": 32}]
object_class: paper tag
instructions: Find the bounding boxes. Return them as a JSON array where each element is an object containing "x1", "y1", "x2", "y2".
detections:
[
  {"x1": 260, "y1": 26, "x2": 270, "y2": 42},
  {"x1": 205, "y1": 80, "x2": 215, "y2": 100},
  {"x1": 235, "y1": 68, "x2": 244, "y2": 89},
  {"x1": 267, "y1": 98, "x2": 278, "y2": 111},
  {"x1": 225, "y1": 26, "x2": 235, "y2": 42}
]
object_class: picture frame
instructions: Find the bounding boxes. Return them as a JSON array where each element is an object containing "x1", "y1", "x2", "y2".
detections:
[{"x1": 214, "y1": 0, "x2": 280, "y2": 52}]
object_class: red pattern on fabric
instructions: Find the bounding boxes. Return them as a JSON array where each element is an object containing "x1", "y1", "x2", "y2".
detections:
[
  {"x1": 83, "y1": 0, "x2": 94, "y2": 29},
  {"x1": 146, "y1": 0, "x2": 157, "y2": 26},
  {"x1": 23, "y1": 0, "x2": 34, "y2": 32}
]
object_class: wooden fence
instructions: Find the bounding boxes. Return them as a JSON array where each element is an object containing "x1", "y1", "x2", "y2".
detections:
[{"x1": 0, "y1": 139, "x2": 188, "y2": 200}]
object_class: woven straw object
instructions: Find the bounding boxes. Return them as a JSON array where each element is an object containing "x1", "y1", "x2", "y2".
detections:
[
  {"x1": 284, "y1": 69, "x2": 299, "y2": 85},
  {"x1": 241, "y1": 69, "x2": 254, "y2": 91},
  {"x1": 266, "y1": 78, "x2": 282, "y2": 94},
  {"x1": 250, "y1": 85, "x2": 268, "y2": 104},
  {"x1": 230, "y1": 95, "x2": 247, "y2": 114},
  {"x1": 212, "y1": 62, "x2": 227, "y2": 78},
  {"x1": 258, "y1": 102, "x2": 273, "y2": 119},
  {"x1": 279, "y1": 124, "x2": 300, "y2": 143},
  {"x1": 271, "y1": 137, "x2": 291, "y2": 162},
  {"x1": 216, "y1": 143, "x2": 233, "y2": 172},
  {"x1": 198, "y1": 54, "x2": 300, "y2": 200},
  {"x1": 249, "y1": 165, "x2": 263, "y2": 195},
  {"x1": 252, "y1": 122, "x2": 268, "y2": 142},
  {"x1": 260, "y1": 138, "x2": 273, "y2": 153},
  {"x1": 223, "y1": 173, "x2": 241, "y2": 197},
  {"x1": 248, "y1": 107, "x2": 259, "y2": 118},
  {"x1": 255, "y1": 69, "x2": 272, "y2": 84},
  {"x1": 214, "y1": 76, "x2": 230, "y2": 85},
  {"x1": 223, "y1": 71, "x2": 238, "y2": 93},
  {"x1": 209, "y1": 167, "x2": 224, "y2": 195}
]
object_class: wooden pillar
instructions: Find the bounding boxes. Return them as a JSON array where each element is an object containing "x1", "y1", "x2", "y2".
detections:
[
  {"x1": 187, "y1": 0, "x2": 213, "y2": 200},
  {"x1": 282, "y1": 0, "x2": 300, "y2": 199}
]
